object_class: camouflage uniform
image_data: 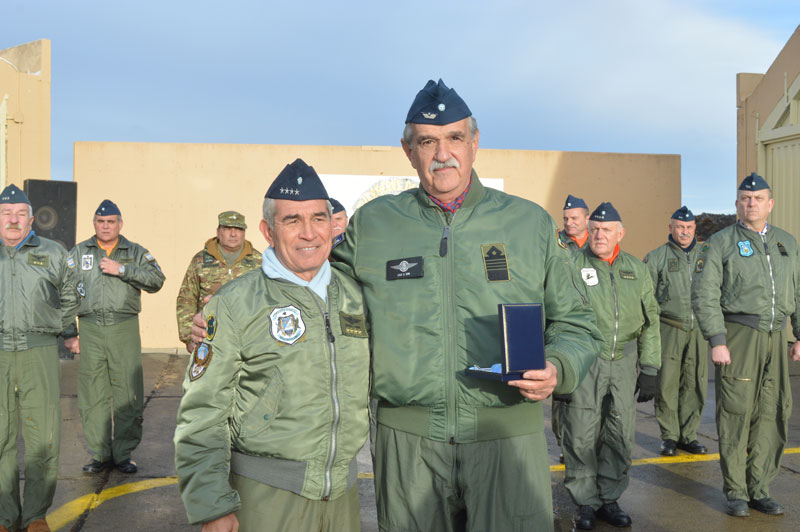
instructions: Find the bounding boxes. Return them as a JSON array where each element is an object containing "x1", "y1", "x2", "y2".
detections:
[{"x1": 175, "y1": 237, "x2": 261, "y2": 345}]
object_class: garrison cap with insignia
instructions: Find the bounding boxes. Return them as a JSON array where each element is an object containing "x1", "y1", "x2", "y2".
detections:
[
  {"x1": 671, "y1": 205, "x2": 694, "y2": 221},
  {"x1": 738, "y1": 172, "x2": 770, "y2": 192},
  {"x1": 218, "y1": 210, "x2": 246, "y2": 229},
  {"x1": 95, "y1": 199, "x2": 121, "y2": 216},
  {"x1": 329, "y1": 198, "x2": 345, "y2": 215},
  {"x1": 0, "y1": 184, "x2": 31, "y2": 205},
  {"x1": 266, "y1": 158, "x2": 329, "y2": 201},
  {"x1": 563, "y1": 194, "x2": 588, "y2": 210},
  {"x1": 590, "y1": 202, "x2": 622, "y2": 222},
  {"x1": 406, "y1": 79, "x2": 472, "y2": 125}
]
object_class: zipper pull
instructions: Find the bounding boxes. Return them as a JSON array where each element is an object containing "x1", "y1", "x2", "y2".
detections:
[
  {"x1": 324, "y1": 312, "x2": 335, "y2": 343},
  {"x1": 440, "y1": 226, "x2": 450, "y2": 257}
]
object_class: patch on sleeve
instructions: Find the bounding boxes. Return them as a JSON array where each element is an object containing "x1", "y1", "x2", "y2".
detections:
[
  {"x1": 189, "y1": 342, "x2": 213, "y2": 381},
  {"x1": 700, "y1": 243, "x2": 709, "y2": 253},
  {"x1": 76, "y1": 281, "x2": 86, "y2": 297},
  {"x1": 144, "y1": 252, "x2": 155, "y2": 261},
  {"x1": 340, "y1": 312, "x2": 368, "y2": 337},
  {"x1": 556, "y1": 230, "x2": 567, "y2": 249},
  {"x1": 695, "y1": 258, "x2": 704, "y2": 273},
  {"x1": 67, "y1": 257, "x2": 76, "y2": 269},
  {"x1": 205, "y1": 315, "x2": 217, "y2": 341}
]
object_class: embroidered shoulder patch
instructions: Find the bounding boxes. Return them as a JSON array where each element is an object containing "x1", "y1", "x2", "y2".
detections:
[
  {"x1": 205, "y1": 315, "x2": 217, "y2": 341},
  {"x1": 67, "y1": 257, "x2": 76, "y2": 269},
  {"x1": 189, "y1": 342, "x2": 213, "y2": 381},
  {"x1": 556, "y1": 229, "x2": 567, "y2": 250}
]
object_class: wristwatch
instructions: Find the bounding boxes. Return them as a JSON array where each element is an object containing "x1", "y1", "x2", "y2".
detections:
[{"x1": 118, "y1": 264, "x2": 126, "y2": 277}]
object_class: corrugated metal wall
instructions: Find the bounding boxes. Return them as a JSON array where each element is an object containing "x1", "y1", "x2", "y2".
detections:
[{"x1": 766, "y1": 136, "x2": 800, "y2": 239}]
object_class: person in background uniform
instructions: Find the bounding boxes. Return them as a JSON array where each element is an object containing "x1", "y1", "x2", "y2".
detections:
[
  {"x1": 692, "y1": 173, "x2": 800, "y2": 518},
  {"x1": 331, "y1": 79, "x2": 601, "y2": 532},
  {"x1": 562, "y1": 202, "x2": 660, "y2": 530},
  {"x1": 176, "y1": 210, "x2": 261, "y2": 353},
  {"x1": 644, "y1": 206, "x2": 707, "y2": 457},
  {"x1": 552, "y1": 193, "x2": 591, "y2": 462},
  {"x1": 330, "y1": 198, "x2": 348, "y2": 239},
  {"x1": 175, "y1": 159, "x2": 369, "y2": 532},
  {"x1": 69, "y1": 200, "x2": 165, "y2": 475},
  {"x1": 0, "y1": 184, "x2": 80, "y2": 532}
]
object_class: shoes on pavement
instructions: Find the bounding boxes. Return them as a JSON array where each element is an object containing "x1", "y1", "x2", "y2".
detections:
[
  {"x1": 748, "y1": 498, "x2": 784, "y2": 515},
  {"x1": 559, "y1": 452, "x2": 564, "y2": 464},
  {"x1": 116, "y1": 458, "x2": 138, "y2": 474},
  {"x1": 574, "y1": 505, "x2": 595, "y2": 530},
  {"x1": 26, "y1": 519, "x2": 51, "y2": 532},
  {"x1": 82, "y1": 459, "x2": 112, "y2": 474},
  {"x1": 726, "y1": 499, "x2": 750, "y2": 517},
  {"x1": 677, "y1": 440, "x2": 707, "y2": 454},
  {"x1": 597, "y1": 502, "x2": 632, "y2": 527},
  {"x1": 660, "y1": 439, "x2": 677, "y2": 456}
]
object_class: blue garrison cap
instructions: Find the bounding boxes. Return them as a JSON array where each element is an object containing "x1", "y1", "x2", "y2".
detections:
[
  {"x1": 266, "y1": 158, "x2": 329, "y2": 201},
  {"x1": 405, "y1": 79, "x2": 472, "y2": 125},
  {"x1": 738, "y1": 172, "x2": 770, "y2": 192},
  {"x1": 671, "y1": 205, "x2": 694, "y2": 221},
  {"x1": 0, "y1": 184, "x2": 31, "y2": 205},
  {"x1": 329, "y1": 198, "x2": 345, "y2": 214},
  {"x1": 590, "y1": 202, "x2": 622, "y2": 222},
  {"x1": 95, "y1": 199, "x2": 121, "y2": 216},
  {"x1": 563, "y1": 194, "x2": 588, "y2": 210}
]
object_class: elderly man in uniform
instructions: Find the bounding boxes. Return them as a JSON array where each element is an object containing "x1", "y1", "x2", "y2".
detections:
[
  {"x1": 332, "y1": 79, "x2": 601, "y2": 532},
  {"x1": 692, "y1": 173, "x2": 800, "y2": 517},
  {"x1": 0, "y1": 184, "x2": 80, "y2": 532},
  {"x1": 176, "y1": 210, "x2": 261, "y2": 353},
  {"x1": 562, "y1": 202, "x2": 660, "y2": 530},
  {"x1": 69, "y1": 200, "x2": 165, "y2": 475},
  {"x1": 644, "y1": 206, "x2": 707, "y2": 457},
  {"x1": 175, "y1": 159, "x2": 369, "y2": 532}
]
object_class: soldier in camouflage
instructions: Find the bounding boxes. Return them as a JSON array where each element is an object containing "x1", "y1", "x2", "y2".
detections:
[{"x1": 175, "y1": 211, "x2": 261, "y2": 352}]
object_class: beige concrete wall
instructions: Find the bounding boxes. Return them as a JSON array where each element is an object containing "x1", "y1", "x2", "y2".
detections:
[
  {"x1": 0, "y1": 39, "x2": 51, "y2": 187},
  {"x1": 74, "y1": 141, "x2": 679, "y2": 349}
]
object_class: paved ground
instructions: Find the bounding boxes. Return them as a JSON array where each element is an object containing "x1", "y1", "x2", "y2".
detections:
[{"x1": 10, "y1": 351, "x2": 800, "y2": 531}]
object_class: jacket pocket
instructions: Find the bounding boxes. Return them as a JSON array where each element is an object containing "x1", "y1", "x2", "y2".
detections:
[
  {"x1": 237, "y1": 367, "x2": 284, "y2": 440},
  {"x1": 655, "y1": 277, "x2": 670, "y2": 305},
  {"x1": 718, "y1": 374, "x2": 751, "y2": 415}
]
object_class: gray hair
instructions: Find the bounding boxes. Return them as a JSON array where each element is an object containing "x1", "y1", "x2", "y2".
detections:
[
  {"x1": 402, "y1": 116, "x2": 478, "y2": 145},
  {"x1": 262, "y1": 198, "x2": 333, "y2": 230}
]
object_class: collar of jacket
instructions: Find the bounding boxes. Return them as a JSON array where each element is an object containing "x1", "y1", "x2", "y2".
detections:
[
  {"x1": 414, "y1": 169, "x2": 486, "y2": 211},
  {"x1": 204, "y1": 236, "x2": 254, "y2": 265},
  {"x1": 87, "y1": 234, "x2": 131, "y2": 249},
  {"x1": 736, "y1": 219, "x2": 769, "y2": 237}
]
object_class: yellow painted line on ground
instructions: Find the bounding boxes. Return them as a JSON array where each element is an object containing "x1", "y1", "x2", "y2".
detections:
[
  {"x1": 47, "y1": 447, "x2": 800, "y2": 529},
  {"x1": 47, "y1": 476, "x2": 178, "y2": 531}
]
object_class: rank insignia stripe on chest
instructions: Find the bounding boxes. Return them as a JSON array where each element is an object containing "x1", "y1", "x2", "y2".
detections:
[
  {"x1": 738, "y1": 240, "x2": 754, "y2": 257},
  {"x1": 189, "y1": 342, "x2": 213, "y2": 381},
  {"x1": 340, "y1": 312, "x2": 368, "y2": 337},
  {"x1": 27, "y1": 253, "x2": 50, "y2": 268},
  {"x1": 481, "y1": 244, "x2": 510, "y2": 282},
  {"x1": 270, "y1": 305, "x2": 306, "y2": 345},
  {"x1": 777, "y1": 242, "x2": 788, "y2": 256},
  {"x1": 386, "y1": 256, "x2": 424, "y2": 280},
  {"x1": 619, "y1": 270, "x2": 637, "y2": 280}
]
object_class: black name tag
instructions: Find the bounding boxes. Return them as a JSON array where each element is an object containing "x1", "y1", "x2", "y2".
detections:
[
  {"x1": 777, "y1": 242, "x2": 788, "y2": 256},
  {"x1": 386, "y1": 257, "x2": 423, "y2": 280}
]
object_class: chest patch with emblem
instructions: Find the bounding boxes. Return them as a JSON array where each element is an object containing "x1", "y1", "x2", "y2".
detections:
[
  {"x1": 619, "y1": 270, "x2": 637, "y2": 280},
  {"x1": 82, "y1": 254, "x2": 94, "y2": 270},
  {"x1": 340, "y1": 312, "x2": 368, "y2": 337},
  {"x1": 481, "y1": 244, "x2": 510, "y2": 281},
  {"x1": 695, "y1": 258, "x2": 704, "y2": 273},
  {"x1": 270, "y1": 305, "x2": 306, "y2": 345},
  {"x1": 668, "y1": 258, "x2": 679, "y2": 272},
  {"x1": 386, "y1": 257, "x2": 423, "y2": 280},
  {"x1": 581, "y1": 267, "x2": 598, "y2": 286},
  {"x1": 27, "y1": 253, "x2": 50, "y2": 268},
  {"x1": 738, "y1": 241, "x2": 753, "y2": 257}
]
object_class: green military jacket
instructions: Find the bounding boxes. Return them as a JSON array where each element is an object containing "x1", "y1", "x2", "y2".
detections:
[
  {"x1": 333, "y1": 173, "x2": 601, "y2": 443},
  {"x1": 176, "y1": 237, "x2": 261, "y2": 343},
  {"x1": 0, "y1": 232, "x2": 80, "y2": 351},
  {"x1": 692, "y1": 222, "x2": 800, "y2": 345},
  {"x1": 558, "y1": 229, "x2": 588, "y2": 254},
  {"x1": 174, "y1": 266, "x2": 370, "y2": 525},
  {"x1": 573, "y1": 247, "x2": 661, "y2": 373},
  {"x1": 644, "y1": 239, "x2": 703, "y2": 331},
  {"x1": 70, "y1": 235, "x2": 165, "y2": 325}
]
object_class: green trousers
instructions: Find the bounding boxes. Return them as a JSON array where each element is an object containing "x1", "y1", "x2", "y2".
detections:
[
  {"x1": 562, "y1": 352, "x2": 637, "y2": 509},
  {"x1": 716, "y1": 322, "x2": 791, "y2": 501},
  {"x1": 0, "y1": 346, "x2": 61, "y2": 531},
  {"x1": 78, "y1": 317, "x2": 143, "y2": 463},
  {"x1": 551, "y1": 399, "x2": 564, "y2": 447},
  {"x1": 655, "y1": 323, "x2": 707, "y2": 443},
  {"x1": 230, "y1": 473, "x2": 360, "y2": 532},
  {"x1": 374, "y1": 424, "x2": 553, "y2": 532}
]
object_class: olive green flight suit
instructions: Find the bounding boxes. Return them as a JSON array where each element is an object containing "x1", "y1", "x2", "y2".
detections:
[
  {"x1": 692, "y1": 222, "x2": 800, "y2": 501},
  {"x1": 644, "y1": 239, "x2": 706, "y2": 444},
  {"x1": 562, "y1": 247, "x2": 661, "y2": 509},
  {"x1": 0, "y1": 233, "x2": 79, "y2": 531}
]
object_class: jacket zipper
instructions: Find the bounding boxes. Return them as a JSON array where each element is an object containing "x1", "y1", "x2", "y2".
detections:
[
  {"x1": 311, "y1": 289, "x2": 339, "y2": 499},
  {"x1": 610, "y1": 269, "x2": 619, "y2": 359},
  {"x1": 439, "y1": 210, "x2": 458, "y2": 442},
  {"x1": 761, "y1": 234, "x2": 776, "y2": 330},
  {"x1": 686, "y1": 250, "x2": 694, "y2": 330}
]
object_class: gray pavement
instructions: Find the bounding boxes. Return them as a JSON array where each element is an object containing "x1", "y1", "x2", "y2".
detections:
[{"x1": 13, "y1": 352, "x2": 800, "y2": 531}]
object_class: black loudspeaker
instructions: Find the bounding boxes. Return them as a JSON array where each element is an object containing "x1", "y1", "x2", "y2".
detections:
[{"x1": 23, "y1": 179, "x2": 77, "y2": 251}]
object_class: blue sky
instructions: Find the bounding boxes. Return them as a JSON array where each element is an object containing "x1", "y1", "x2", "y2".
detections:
[{"x1": 3, "y1": 0, "x2": 799, "y2": 213}]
